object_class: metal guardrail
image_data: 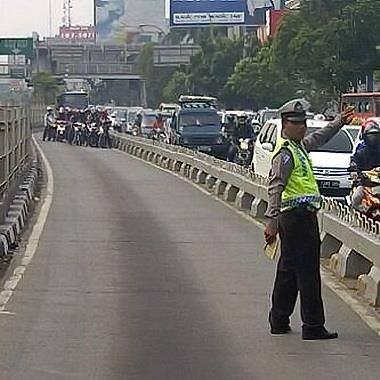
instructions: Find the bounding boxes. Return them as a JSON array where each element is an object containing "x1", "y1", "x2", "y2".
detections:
[
  {"x1": 30, "y1": 105, "x2": 45, "y2": 129},
  {"x1": 0, "y1": 104, "x2": 35, "y2": 221},
  {"x1": 112, "y1": 132, "x2": 380, "y2": 307}
]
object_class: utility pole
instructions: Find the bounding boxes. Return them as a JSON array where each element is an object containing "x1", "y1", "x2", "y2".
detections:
[
  {"x1": 63, "y1": 0, "x2": 73, "y2": 27},
  {"x1": 48, "y1": 0, "x2": 52, "y2": 36}
]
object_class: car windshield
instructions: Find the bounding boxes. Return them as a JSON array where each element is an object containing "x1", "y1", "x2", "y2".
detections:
[
  {"x1": 142, "y1": 114, "x2": 156, "y2": 127},
  {"x1": 345, "y1": 126, "x2": 361, "y2": 141},
  {"x1": 58, "y1": 93, "x2": 88, "y2": 109},
  {"x1": 128, "y1": 112, "x2": 137, "y2": 123},
  {"x1": 114, "y1": 110, "x2": 126, "y2": 118},
  {"x1": 179, "y1": 112, "x2": 220, "y2": 128},
  {"x1": 307, "y1": 127, "x2": 353, "y2": 153},
  {"x1": 262, "y1": 111, "x2": 279, "y2": 123}
]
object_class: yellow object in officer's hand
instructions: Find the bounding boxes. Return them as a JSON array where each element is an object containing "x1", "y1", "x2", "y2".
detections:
[{"x1": 264, "y1": 237, "x2": 280, "y2": 261}]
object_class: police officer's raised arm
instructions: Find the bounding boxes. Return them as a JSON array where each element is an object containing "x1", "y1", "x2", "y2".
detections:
[{"x1": 302, "y1": 107, "x2": 355, "y2": 152}]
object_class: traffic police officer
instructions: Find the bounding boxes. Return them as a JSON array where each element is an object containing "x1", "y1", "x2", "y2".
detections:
[{"x1": 264, "y1": 99, "x2": 355, "y2": 340}]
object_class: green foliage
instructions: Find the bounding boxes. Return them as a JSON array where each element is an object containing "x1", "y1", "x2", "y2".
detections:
[
  {"x1": 32, "y1": 72, "x2": 59, "y2": 105},
  {"x1": 164, "y1": 30, "x2": 257, "y2": 106},
  {"x1": 227, "y1": 44, "x2": 295, "y2": 109},
  {"x1": 163, "y1": 71, "x2": 191, "y2": 103},
  {"x1": 149, "y1": 0, "x2": 380, "y2": 110},
  {"x1": 139, "y1": 43, "x2": 176, "y2": 107},
  {"x1": 272, "y1": 0, "x2": 380, "y2": 102}
]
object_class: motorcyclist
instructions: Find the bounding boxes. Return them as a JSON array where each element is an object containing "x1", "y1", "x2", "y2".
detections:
[
  {"x1": 223, "y1": 114, "x2": 236, "y2": 138},
  {"x1": 227, "y1": 114, "x2": 253, "y2": 162},
  {"x1": 153, "y1": 113, "x2": 164, "y2": 130},
  {"x1": 57, "y1": 107, "x2": 67, "y2": 121},
  {"x1": 88, "y1": 107, "x2": 100, "y2": 125},
  {"x1": 350, "y1": 121, "x2": 380, "y2": 172},
  {"x1": 43, "y1": 107, "x2": 55, "y2": 141},
  {"x1": 349, "y1": 121, "x2": 380, "y2": 211},
  {"x1": 133, "y1": 111, "x2": 143, "y2": 135}
]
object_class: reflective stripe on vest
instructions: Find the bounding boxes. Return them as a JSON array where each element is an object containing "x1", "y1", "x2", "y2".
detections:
[{"x1": 273, "y1": 137, "x2": 321, "y2": 212}]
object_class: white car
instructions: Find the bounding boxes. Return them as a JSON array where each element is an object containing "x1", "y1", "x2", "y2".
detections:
[{"x1": 252, "y1": 119, "x2": 355, "y2": 198}]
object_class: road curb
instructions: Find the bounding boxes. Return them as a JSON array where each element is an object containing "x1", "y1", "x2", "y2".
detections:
[{"x1": 0, "y1": 159, "x2": 40, "y2": 259}]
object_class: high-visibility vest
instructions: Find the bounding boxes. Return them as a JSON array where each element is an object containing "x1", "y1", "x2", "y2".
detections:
[{"x1": 273, "y1": 137, "x2": 321, "y2": 212}]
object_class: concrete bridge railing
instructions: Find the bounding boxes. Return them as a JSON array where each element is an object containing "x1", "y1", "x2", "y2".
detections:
[{"x1": 112, "y1": 132, "x2": 380, "y2": 307}]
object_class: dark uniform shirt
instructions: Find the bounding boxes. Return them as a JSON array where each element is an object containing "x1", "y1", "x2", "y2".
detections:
[{"x1": 265, "y1": 117, "x2": 344, "y2": 226}]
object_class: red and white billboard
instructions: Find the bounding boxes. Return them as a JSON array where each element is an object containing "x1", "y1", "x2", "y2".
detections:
[{"x1": 59, "y1": 26, "x2": 95, "y2": 41}]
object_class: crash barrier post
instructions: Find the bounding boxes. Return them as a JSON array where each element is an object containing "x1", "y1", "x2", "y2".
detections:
[{"x1": 112, "y1": 132, "x2": 380, "y2": 307}]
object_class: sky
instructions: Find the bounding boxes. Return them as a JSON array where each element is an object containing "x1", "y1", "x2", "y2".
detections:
[{"x1": 0, "y1": 0, "x2": 94, "y2": 37}]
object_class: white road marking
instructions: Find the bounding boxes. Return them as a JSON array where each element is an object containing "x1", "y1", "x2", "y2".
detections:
[
  {"x1": 114, "y1": 146, "x2": 380, "y2": 335},
  {"x1": 0, "y1": 136, "x2": 54, "y2": 312}
]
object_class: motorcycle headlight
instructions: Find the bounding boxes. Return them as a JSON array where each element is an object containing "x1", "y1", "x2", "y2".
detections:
[{"x1": 240, "y1": 141, "x2": 249, "y2": 150}]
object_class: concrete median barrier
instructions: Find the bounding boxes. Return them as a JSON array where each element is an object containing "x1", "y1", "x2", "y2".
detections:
[{"x1": 112, "y1": 132, "x2": 380, "y2": 307}]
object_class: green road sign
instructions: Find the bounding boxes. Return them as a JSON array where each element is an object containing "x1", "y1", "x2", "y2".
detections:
[{"x1": 0, "y1": 38, "x2": 34, "y2": 57}]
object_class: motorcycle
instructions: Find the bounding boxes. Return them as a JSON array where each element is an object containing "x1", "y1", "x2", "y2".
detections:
[
  {"x1": 351, "y1": 167, "x2": 380, "y2": 221},
  {"x1": 73, "y1": 122, "x2": 85, "y2": 146},
  {"x1": 151, "y1": 128, "x2": 166, "y2": 143},
  {"x1": 56, "y1": 121, "x2": 67, "y2": 142},
  {"x1": 234, "y1": 138, "x2": 254, "y2": 168},
  {"x1": 88, "y1": 123, "x2": 100, "y2": 147}
]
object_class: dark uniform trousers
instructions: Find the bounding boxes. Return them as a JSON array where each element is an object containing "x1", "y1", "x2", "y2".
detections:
[{"x1": 270, "y1": 207, "x2": 325, "y2": 328}]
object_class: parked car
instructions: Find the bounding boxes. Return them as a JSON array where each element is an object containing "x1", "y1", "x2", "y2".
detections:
[
  {"x1": 168, "y1": 96, "x2": 228, "y2": 158},
  {"x1": 252, "y1": 119, "x2": 355, "y2": 198}
]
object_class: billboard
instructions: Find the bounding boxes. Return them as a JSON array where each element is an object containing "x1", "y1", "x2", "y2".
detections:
[
  {"x1": 95, "y1": 0, "x2": 126, "y2": 41},
  {"x1": 96, "y1": 1, "x2": 166, "y2": 42},
  {"x1": 169, "y1": 1, "x2": 284, "y2": 27}
]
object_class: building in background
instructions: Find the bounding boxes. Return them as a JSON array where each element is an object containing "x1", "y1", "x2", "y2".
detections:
[
  {"x1": 256, "y1": 9, "x2": 286, "y2": 44},
  {"x1": 59, "y1": 26, "x2": 95, "y2": 42}
]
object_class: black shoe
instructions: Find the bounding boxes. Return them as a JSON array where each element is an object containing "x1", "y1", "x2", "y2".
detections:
[
  {"x1": 270, "y1": 325, "x2": 292, "y2": 335},
  {"x1": 302, "y1": 326, "x2": 338, "y2": 340}
]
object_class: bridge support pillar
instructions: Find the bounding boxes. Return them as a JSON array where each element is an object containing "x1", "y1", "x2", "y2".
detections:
[
  {"x1": 250, "y1": 198, "x2": 267, "y2": 219},
  {"x1": 357, "y1": 266, "x2": 380, "y2": 307},
  {"x1": 329, "y1": 245, "x2": 372, "y2": 279},
  {"x1": 214, "y1": 180, "x2": 227, "y2": 196},
  {"x1": 223, "y1": 184, "x2": 239, "y2": 203},
  {"x1": 205, "y1": 175, "x2": 216, "y2": 190},
  {"x1": 196, "y1": 171, "x2": 207, "y2": 185},
  {"x1": 179, "y1": 163, "x2": 188, "y2": 177},
  {"x1": 235, "y1": 190, "x2": 254, "y2": 211},
  {"x1": 174, "y1": 160, "x2": 182, "y2": 172},
  {"x1": 190, "y1": 167, "x2": 199, "y2": 181}
]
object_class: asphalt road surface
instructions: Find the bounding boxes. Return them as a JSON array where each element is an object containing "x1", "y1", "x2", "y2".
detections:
[{"x1": 0, "y1": 140, "x2": 379, "y2": 380}]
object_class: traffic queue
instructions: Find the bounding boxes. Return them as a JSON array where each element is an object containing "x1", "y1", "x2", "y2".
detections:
[
  {"x1": 43, "y1": 106, "x2": 113, "y2": 149},
  {"x1": 116, "y1": 95, "x2": 380, "y2": 223},
  {"x1": 43, "y1": 94, "x2": 380, "y2": 223}
]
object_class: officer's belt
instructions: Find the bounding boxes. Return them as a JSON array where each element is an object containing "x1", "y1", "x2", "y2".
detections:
[{"x1": 281, "y1": 195, "x2": 322, "y2": 211}]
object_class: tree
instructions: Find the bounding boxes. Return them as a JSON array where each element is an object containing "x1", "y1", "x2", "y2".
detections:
[
  {"x1": 139, "y1": 43, "x2": 176, "y2": 107},
  {"x1": 163, "y1": 71, "x2": 191, "y2": 102},
  {"x1": 31, "y1": 72, "x2": 59, "y2": 105},
  {"x1": 272, "y1": 0, "x2": 380, "y2": 100},
  {"x1": 227, "y1": 44, "x2": 296, "y2": 109}
]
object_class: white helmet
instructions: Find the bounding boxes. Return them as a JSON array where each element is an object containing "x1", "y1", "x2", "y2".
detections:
[
  {"x1": 314, "y1": 114, "x2": 326, "y2": 121},
  {"x1": 47, "y1": 106, "x2": 53, "y2": 112}
]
